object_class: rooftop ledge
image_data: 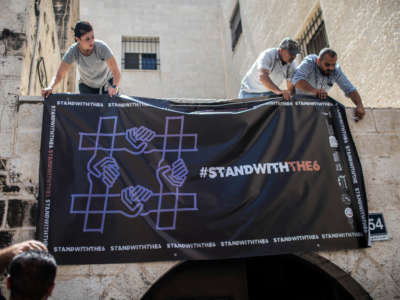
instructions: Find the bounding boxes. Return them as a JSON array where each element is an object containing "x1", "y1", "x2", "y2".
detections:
[{"x1": 17, "y1": 96, "x2": 398, "y2": 110}]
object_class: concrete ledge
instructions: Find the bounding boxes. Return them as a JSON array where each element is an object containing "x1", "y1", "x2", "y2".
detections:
[
  {"x1": 372, "y1": 109, "x2": 400, "y2": 133},
  {"x1": 345, "y1": 108, "x2": 378, "y2": 133},
  {"x1": 18, "y1": 96, "x2": 44, "y2": 104},
  {"x1": 353, "y1": 134, "x2": 400, "y2": 157}
]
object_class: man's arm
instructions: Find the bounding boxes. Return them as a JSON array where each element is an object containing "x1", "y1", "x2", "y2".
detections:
[
  {"x1": 295, "y1": 79, "x2": 327, "y2": 99},
  {"x1": 259, "y1": 69, "x2": 290, "y2": 100},
  {"x1": 0, "y1": 241, "x2": 47, "y2": 274},
  {"x1": 42, "y1": 61, "x2": 70, "y2": 98},
  {"x1": 287, "y1": 80, "x2": 295, "y2": 95},
  {"x1": 348, "y1": 90, "x2": 365, "y2": 120},
  {"x1": 335, "y1": 66, "x2": 365, "y2": 121},
  {"x1": 106, "y1": 56, "x2": 121, "y2": 97}
]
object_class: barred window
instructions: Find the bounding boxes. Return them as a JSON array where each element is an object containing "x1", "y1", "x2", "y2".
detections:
[
  {"x1": 230, "y1": 3, "x2": 242, "y2": 51},
  {"x1": 122, "y1": 37, "x2": 160, "y2": 70},
  {"x1": 298, "y1": 7, "x2": 329, "y2": 58}
]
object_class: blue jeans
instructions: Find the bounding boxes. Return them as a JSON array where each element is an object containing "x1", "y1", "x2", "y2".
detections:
[
  {"x1": 79, "y1": 83, "x2": 108, "y2": 94},
  {"x1": 238, "y1": 89, "x2": 275, "y2": 99},
  {"x1": 78, "y1": 78, "x2": 114, "y2": 95}
]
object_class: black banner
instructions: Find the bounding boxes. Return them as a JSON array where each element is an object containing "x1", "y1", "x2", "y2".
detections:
[{"x1": 37, "y1": 94, "x2": 369, "y2": 265}]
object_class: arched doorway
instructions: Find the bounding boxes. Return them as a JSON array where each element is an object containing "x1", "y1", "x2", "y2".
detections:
[{"x1": 142, "y1": 253, "x2": 371, "y2": 300}]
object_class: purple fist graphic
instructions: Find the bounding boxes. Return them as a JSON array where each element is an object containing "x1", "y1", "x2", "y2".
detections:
[{"x1": 125, "y1": 126, "x2": 155, "y2": 154}]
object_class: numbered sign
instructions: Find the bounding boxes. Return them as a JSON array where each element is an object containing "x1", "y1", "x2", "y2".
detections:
[{"x1": 369, "y1": 213, "x2": 389, "y2": 241}]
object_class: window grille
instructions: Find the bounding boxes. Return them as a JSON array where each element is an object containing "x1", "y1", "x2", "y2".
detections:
[
  {"x1": 230, "y1": 3, "x2": 242, "y2": 51},
  {"x1": 122, "y1": 37, "x2": 160, "y2": 70},
  {"x1": 297, "y1": 7, "x2": 329, "y2": 58}
]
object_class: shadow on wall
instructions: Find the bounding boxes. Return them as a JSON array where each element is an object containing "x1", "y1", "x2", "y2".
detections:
[{"x1": 0, "y1": 29, "x2": 26, "y2": 56}]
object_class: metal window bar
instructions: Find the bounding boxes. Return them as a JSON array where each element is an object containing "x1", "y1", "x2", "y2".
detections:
[
  {"x1": 297, "y1": 8, "x2": 329, "y2": 58},
  {"x1": 230, "y1": 3, "x2": 242, "y2": 51},
  {"x1": 121, "y1": 37, "x2": 160, "y2": 70}
]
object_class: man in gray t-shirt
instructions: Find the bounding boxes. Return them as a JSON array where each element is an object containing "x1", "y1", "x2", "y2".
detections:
[
  {"x1": 63, "y1": 39, "x2": 113, "y2": 89},
  {"x1": 42, "y1": 21, "x2": 121, "y2": 97},
  {"x1": 238, "y1": 38, "x2": 300, "y2": 100}
]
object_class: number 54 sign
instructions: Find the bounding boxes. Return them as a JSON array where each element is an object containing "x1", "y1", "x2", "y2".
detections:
[{"x1": 369, "y1": 213, "x2": 389, "y2": 242}]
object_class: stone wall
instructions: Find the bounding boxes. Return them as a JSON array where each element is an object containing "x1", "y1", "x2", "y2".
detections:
[
  {"x1": 0, "y1": 0, "x2": 31, "y2": 159},
  {"x1": 320, "y1": 108, "x2": 400, "y2": 299},
  {"x1": 53, "y1": 0, "x2": 80, "y2": 92},
  {"x1": 0, "y1": 0, "x2": 77, "y2": 255},
  {"x1": 0, "y1": 0, "x2": 55, "y2": 255},
  {"x1": 19, "y1": 0, "x2": 65, "y2": 96}
]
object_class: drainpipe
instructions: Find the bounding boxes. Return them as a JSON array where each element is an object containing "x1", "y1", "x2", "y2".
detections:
[{"x1": 27, "y1": 0, "x2": 41, "y2": 95}]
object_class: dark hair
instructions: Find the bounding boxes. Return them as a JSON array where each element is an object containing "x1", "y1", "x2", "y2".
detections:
[
  {"x1": 74, "y1": 21, "x2": 93, "y2": 38},
  {"x1": 8, "y1": 251, "x2": 57, "y2": 300},
  {"x1": 318, "y1": 48, "x2": 337, "y2": 60}
]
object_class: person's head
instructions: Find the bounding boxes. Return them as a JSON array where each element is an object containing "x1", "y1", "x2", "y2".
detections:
[
  {"x1": 74, "y1": 21, "x2": 94, "y2": 51},
  {"x1": 317, "y1": 48, "x2": 338, "y2": 75},
  {"x1": 279, "y1": 37, "x2": 300, "y2": 63},
  {"x1": 7, "y1": 251, "x2": 57, "y2": 300}
]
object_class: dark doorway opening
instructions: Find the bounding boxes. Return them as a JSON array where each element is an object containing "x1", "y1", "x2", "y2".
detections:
[{"x1": 142, "y1": 254, "x2": 371, "y2": 300}]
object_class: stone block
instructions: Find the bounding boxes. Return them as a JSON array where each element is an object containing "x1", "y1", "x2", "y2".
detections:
[
  {"x1": 0, "y1": 134, "x2": 13, "y2": 162},
  {"x1": 11, "y1": 228, "x2": 35, "y2": 242},
  {"x1": 0, "y1": 103, "x2": 17, "y2": 135},
  {"x1": 373, "y1": 109, "x2": 400, "y2": 133},
  {"x1": 51, "y1": 276, "x2": 92, "y2": 299},
  {"x1": 0, "y1": 78, "x2": 19, "y2": 103},
  {"x1": 365, "y1": 183, "x2": 400, "y2": 244},
  {"x1": 87, "y1": 265, "x2": 149, "y2": 300},
  {"x1": 7, "y1": 199, "x2": 28, "y2": 228},
  {"x1": 29, "y1": 202, "x2": 37, "y2": 227},
  {"x1": 0, "y1": 0, "x2": 31, "y2": 31},
  {"x1": 58, "y1": 265, "x2": 90, "y2": 278},
  {"x1": 351, "y1": 253, "x2": 386, "y2": 295},
  {"x1": 0, "y1": 231, "x2": 13, "y2": 248},
  {"x1": 89, "y1": 263, "x2": 127, "y2": 276},
  {"x1": 391, "y1": 248, "x2": 400, "y2": 289},
  {"x1": 9, "y1": 154, "x2": 40, "y2": 185},
  {"x1": 352, "y1": 134, "x2": 400, "y2": 158},
  {"x1": 140, "y1": 260, "x2": 178, "y2": 283},
  {"x1": 371, "y1": 276, "x2": 400, "y2": 300},
  {"x1": 0, "y1": 56, "x2": 23, "y2": 78},
  {"x1": 6, "y1": 199, "x2": 36, "y2": 228},
  {"x1": 17, "y1": 103, "x2": 43, "y2": 130},
  {"x1": 345, "y1": 108, "x2": 377, "y2": 134},
  {"x1": 15, "y1": 130, "x2": 41, "y2": 157},
  {"x1": 0, "y1": 174, "x2": 20, "y2": 194},
  {"x1": 360, "y1": 154, "x2": 400, "y2": 186},
  {"x1": 1, "y1": 186, "x2": 21, "y2": 194}
]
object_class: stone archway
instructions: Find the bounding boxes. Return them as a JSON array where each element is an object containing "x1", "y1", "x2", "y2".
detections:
[{"x1": 141, "y1": 253, "x2": 371, "y2": 300}]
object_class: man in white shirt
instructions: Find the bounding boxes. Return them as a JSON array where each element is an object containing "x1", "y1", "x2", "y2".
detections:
[{"x1": 238, "y1": 37, "x2": 300, "y2": 100}]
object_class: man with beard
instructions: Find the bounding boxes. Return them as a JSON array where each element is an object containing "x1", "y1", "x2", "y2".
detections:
[{"x1": 292, "y1": 48, "x2": 365, "y2": 121}]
